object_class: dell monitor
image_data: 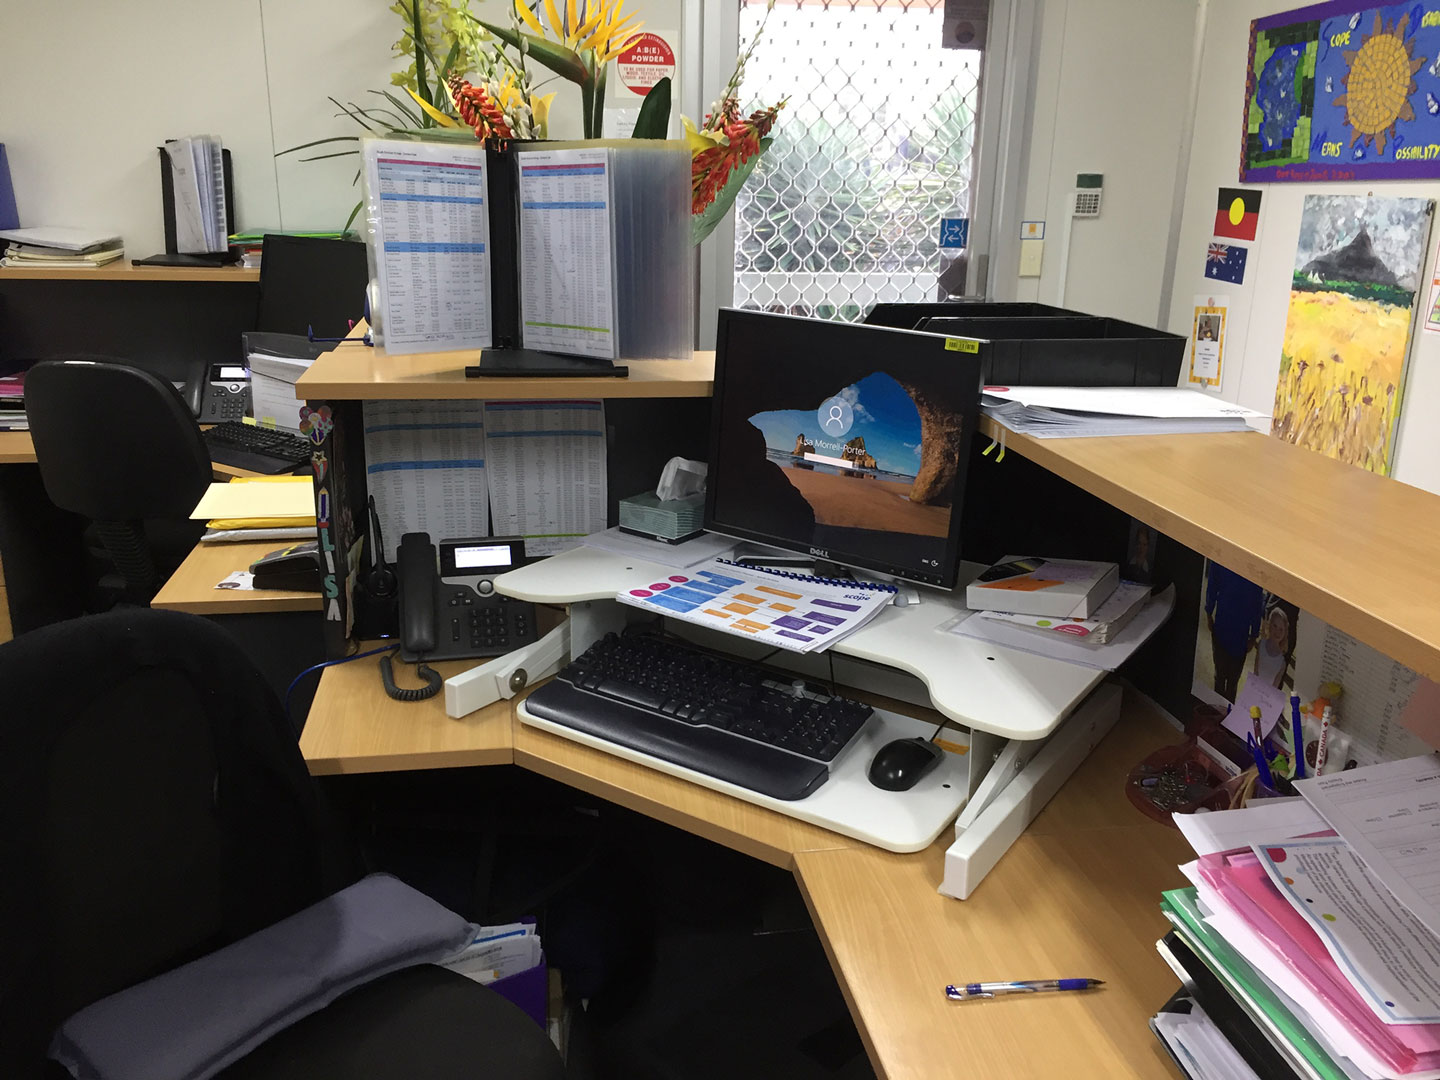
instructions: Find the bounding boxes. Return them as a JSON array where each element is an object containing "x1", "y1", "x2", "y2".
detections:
[{"x1": 704, "y1": 309, "x2": 983, "y2": 590}]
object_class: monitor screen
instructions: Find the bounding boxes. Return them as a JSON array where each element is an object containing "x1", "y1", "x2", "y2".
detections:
[
  {"x1": 254, "y1": 236, "x2": 369, "y2": 338},
  {"x1": 704, "y1": 310, "x2": 982, "y2": 589}
]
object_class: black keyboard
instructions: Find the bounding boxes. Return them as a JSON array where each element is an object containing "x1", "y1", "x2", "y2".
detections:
[
  {"x1": 204, "y1": 421, "x2": 313, "y2": 474},
  {"x1": 523, "y1": 632, "x2": 874, "y2": 801}
]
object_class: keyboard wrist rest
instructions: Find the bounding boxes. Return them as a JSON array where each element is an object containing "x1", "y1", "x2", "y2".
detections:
[{"x1": 522, "y1": 679, "x2": 829, "y2": 801}]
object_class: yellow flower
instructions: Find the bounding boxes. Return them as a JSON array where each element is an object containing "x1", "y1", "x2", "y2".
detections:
[
  {"x1": 532, "y1": 91, "x2": 557, "y2": 132},
  {"x1": 513, "y1": 0, "x2": 643, "y2": 60},
  {"x1": 682, "y1": 115, "x2": 726, "y2": 153}
]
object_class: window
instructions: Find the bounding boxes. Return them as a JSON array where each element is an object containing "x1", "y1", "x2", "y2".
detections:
[{"x1": 731, "y1": 0, "x2": 984, "y2": 321}]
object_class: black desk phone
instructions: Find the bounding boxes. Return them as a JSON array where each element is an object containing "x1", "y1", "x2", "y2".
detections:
[
  {"x1": 382, "y1": 532, "x2": 540, "y2": 701},
  {"x1": 175, "y1": 362, "x2": 252, "y2": 422}
]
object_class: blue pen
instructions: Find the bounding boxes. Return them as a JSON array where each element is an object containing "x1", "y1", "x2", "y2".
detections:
[
  {"x1": 945, "y1": 979, "x2": 1104, "y2": 1000},
  {"x1": 1247, "y1": 732, "x2": 1275, "y2": 788},
  {"x1": 1290, "y1": 694, "x2": 1306, "y2": 779}
]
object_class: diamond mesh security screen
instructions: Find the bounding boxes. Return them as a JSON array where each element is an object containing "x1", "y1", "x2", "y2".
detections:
[{"x1": 734, "y1": 0, "x2": 982, "y2": 321}]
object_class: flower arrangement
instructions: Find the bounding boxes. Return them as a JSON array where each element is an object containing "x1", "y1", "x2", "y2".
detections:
[{"x1": 280, "y1": 0, "x2": 785, "y2": 243}]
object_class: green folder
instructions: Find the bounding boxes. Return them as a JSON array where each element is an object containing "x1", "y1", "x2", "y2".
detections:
[{"x1": 1160, "y1": 888, "x2": 1350, "y2": 1080}]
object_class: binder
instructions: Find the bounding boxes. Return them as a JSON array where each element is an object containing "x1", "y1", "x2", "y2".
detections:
[{"x1": 136, "y1": 142, "x2": 239, "y2": 268}]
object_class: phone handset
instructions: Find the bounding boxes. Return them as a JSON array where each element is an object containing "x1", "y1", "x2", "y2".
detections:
[{"x1": 381, "y1": 532, "x2": 443, "y2": 701}]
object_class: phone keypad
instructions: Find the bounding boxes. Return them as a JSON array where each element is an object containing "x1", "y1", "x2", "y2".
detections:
[{"x1": 441, "y1": 588, "x2": 535, "y2": 657}]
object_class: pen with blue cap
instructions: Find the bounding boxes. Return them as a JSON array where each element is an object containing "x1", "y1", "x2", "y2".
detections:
[{"x1": 945, "y1": 978, "x2": 1104, "y2": 1000}]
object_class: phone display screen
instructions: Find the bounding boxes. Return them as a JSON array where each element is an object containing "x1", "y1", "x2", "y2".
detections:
[{"x1": 453, "y1": 544, "x2": 513, "y2": 570}]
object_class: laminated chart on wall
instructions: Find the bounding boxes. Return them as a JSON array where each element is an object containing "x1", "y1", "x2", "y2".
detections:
[
  {"x1": 483, "y1": 401, "x2": 606, "y2": 557},
  {"x1": 362, "y1": 138, "x2": 492, "y2": 354},
  {"x1": 516, "y1": 148, "x2": 617, "y2": 359},
  {"x1": 362, "y1": 401, "x2": 490, "y2": 561}
]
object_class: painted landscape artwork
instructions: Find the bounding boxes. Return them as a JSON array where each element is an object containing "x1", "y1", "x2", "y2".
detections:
[{"x1": 1272, "y1": 193, "x2": 1432, "y2": 474}]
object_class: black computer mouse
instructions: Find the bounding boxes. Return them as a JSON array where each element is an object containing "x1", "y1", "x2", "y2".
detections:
[{"x1": 867, "y1": 737, "x2": 944, "y2": 791}]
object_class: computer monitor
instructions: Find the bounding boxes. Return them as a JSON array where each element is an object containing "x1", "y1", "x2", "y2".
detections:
[
  {"x1": 254, "y1": 235, "x2": 369, "y2": 338},
  {"x1": 704, "y1": 309, "x2": 983, "y2": 590}
]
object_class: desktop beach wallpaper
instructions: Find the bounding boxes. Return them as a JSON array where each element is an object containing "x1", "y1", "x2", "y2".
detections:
[{"x1": 747, "y1": 372, "x2": 952, "y2": 540}]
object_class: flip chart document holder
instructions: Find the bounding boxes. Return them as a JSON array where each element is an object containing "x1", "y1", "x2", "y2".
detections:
[
  {"x1": 135, "y1": 143, "x2": 240, "y2": 269},
  {"x1": 466, "y1": 147, "x2": 627, "y2": 379}
]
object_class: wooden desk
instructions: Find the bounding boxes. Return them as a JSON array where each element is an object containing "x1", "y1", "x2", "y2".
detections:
[
  {"x1": 0, "y1": 261, "x2": 260, "y2": 283},
  {"x1": 796, "y1": 694, "x2": 1190, "y2": 1080},
  {"x1": 297, "y1": 342, "x2": 715, "y2": 400},
  {"x1": 151, "y1": 540, "x2": 322, "y2": 615},
  {"x1": 300, "y1": 647, "x2": 513, "y2": 775},
  {"x1": 0, "y1": 430, "x2": 257, "y2": 477},
  {"x1": 297, "y1": 671, "x2": 1188, "y2": 1078},
  {"x1": 982, "y1": 418, "x2": 1440, "y2": 687}
]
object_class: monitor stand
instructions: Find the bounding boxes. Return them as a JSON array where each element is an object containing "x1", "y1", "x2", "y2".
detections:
[{"x1": 465, "y1": 347, "x2": 629, "y2": 379}]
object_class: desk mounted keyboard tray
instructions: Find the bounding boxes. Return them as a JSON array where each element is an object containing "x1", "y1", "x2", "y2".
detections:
[{"x1": 519, "y1": 699, "x2": 968, "y2": 852}]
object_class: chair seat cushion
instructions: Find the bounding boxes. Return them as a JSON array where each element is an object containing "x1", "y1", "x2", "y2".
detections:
[{"x1": 217, "y1": 966, "x2": 565, "y2": 1080}]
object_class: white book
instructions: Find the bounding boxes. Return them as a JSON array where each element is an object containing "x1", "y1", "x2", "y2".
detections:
[
  {"x1": 965, "y1": 555, "x2": 1118, "y2": 619},
  {"x1": 0, "y1": 226, "x2": 122, "y2": 252}
]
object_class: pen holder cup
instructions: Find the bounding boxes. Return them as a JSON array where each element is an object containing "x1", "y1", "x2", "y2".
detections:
[{"x1": 1125, "y1": 740, "x2": 1242, "y2": 825}]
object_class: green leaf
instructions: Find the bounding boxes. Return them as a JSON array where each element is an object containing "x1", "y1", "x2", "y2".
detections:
[
  {"x1": 344, "y1": 200, "x2": 363, "y2": 233},
  {"x1": 275, "y1": 135, "x2": 361, "y2": 157},
  {"x1": 632, "y1": 76, "x2": 671, "y2": 139},
  {"x1": 692, "y1": 137, "x2": 772, "y2": 247},
  {"x1": 329, "y1": 97, "x2": 378, "y2": 132},
  {"x1": 411, "y1": 1, "x2": 430, "y2": 107},
  {"x1": 591, "y1": 61, "x2": 607, "y2": 139},
  {"x1": 385, "y1": 127, "x2": 484, "y2": 142},
  {"x1": 438, "y1": 38, "x2": 461, "y2": 84},
  {"x1": 373, "y1": 89, "x2": 423, "y2": 127},
  {"x1": 299, "y1": 150, "x2": 362, "y2": 162},
  {"x1": 477, "y1": 19, "x2": 588, "y2": 84}
]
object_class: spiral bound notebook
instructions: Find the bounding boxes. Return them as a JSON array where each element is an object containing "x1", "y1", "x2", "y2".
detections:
[{"x1": 615, "y1": 557, "x2": 895, "y2": 653}]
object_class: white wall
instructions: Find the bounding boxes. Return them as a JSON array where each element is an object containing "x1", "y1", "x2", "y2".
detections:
[
  {"x1": 0, "y1": 0, "x2": 683, "y2": 258},
  {"x1": 1001, "y1": 0, "x2": 1199, "y2": 326},
  {"x1": 1167, "y1": 0, "x2": 1440, "y2": 495}
]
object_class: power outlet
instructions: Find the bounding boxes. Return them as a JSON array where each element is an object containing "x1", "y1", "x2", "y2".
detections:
[{"x1": 1018, "y1": 238, "x2": 1044, "y2": 277}]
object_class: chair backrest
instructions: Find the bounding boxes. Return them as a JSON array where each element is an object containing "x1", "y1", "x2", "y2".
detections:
[
  {"x1": 0, "y1": 609, "x2": 328, "y2": 1080},
  {"x1": 255, "y1": 236, "x2": 369, "y2": 338},
  {"x1": 24, "y1": 358, "x2": 212, "y2": 522}
]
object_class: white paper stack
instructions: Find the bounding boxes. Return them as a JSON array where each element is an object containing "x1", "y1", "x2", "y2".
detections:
[
  {"x1": 165, "y1": 136, "x2": 228, "y2": 254},
  {"x1": 983, "y1": 386, "x2": 1269, "y2": 438},
  {"x1": 0, "y1": 226, "x2": 123, "y2": 267}
]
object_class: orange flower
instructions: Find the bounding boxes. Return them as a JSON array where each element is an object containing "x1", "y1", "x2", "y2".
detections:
[
  {"x1": 447, "y1": 74, "x2": 514, "y2": 143},
  {"x1": 690, "y1": 101, "x2": 784, "y2": 214}
]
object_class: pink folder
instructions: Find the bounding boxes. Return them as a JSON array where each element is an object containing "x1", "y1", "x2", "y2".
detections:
[{"x1": 1197, "y1": 850, "x2": 1440, "y2": 1075}]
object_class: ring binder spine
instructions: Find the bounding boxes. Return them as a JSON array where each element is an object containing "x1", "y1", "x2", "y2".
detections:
[{"x1": 714, "y1": 558, "x2": 899, "y2": 593}]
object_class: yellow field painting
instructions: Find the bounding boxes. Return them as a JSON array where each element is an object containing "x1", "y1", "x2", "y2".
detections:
[{"x1": 1271, "y1": 289, "x2": 1409, "y2": 475}]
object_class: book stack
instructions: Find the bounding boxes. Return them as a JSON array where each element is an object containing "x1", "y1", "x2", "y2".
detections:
[
  {"x1": 0, "y1": 371, "x2": 24, "y2": 430},
  {"x1": 1153, "y1": 755, "x2": 1440, "y2": 1080},
  {"x1": 0, "y1": 226, "x2": 123, "y2": 268}
]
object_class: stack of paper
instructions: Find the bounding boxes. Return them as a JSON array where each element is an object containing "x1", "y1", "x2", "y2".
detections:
[
  {"x1": 983, "y1": 386, "x2": 1268, "y2": 438},
  {"x1": 244, "y1": 333, "x2": 333, "y2": 433},
  {"x1": 0, "y1": 371, "x2": 25, "y2": 430},
  {"x1": 0, "y1": 226, "x2": 123, "y2": 268},
  {"x1": 438, "y1": 921, "x2": 543, "y2": 986},
  {"x1": 1155, "y1": 760, "x2": 1440, "y2": 1080},
  {"x1": 191, "y1": 476, "x2": 316, "y2": 542},
  {"x1": 166, "y1": 136, "x2": 228, "y2": 254}
]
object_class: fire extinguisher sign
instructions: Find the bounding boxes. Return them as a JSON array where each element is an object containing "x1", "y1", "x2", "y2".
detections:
[{"x1": 616, "y1": 32, "x2": 677, "y2": 97}]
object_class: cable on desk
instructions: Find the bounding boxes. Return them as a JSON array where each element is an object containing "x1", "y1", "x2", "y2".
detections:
[
  {"x1": 285, "y1": 641, "x2": 397, "y2": 727},
  {"x1": 380, "y1": 652, "x2": 443, "y2": 702}
]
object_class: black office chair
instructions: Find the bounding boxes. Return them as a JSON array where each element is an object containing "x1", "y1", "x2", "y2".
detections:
[
  {"x1": 24, "y1": 358, "x2": 212, "y2": 604},
  {"x1": 0, "y1": 608, "x2": 566, "y2": 1080}
]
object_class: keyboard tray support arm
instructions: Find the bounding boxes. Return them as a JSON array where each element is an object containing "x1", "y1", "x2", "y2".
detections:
[{"x1": 445, "y1": 620, "x2": 571, "y2": 719}]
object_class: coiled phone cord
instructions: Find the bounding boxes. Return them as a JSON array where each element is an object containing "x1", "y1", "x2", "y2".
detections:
[{"x1": 380, "y1": 652, "x2": 443, "y2": 701}]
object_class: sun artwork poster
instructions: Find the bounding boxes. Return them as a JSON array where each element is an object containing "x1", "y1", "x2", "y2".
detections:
[
  {"x1": 1272, "y1": 193, "x2": 1434, "y2": 474},
  {"x1": 1243, "y1": 1, "x2": 1440, "y2": 182}
]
